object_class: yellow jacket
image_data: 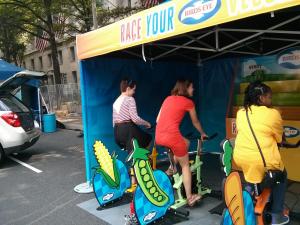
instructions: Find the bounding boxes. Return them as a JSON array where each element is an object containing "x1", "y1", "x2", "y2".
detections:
[{"x1": 233, "y1": 105, "x2": 284, "y2": 183}]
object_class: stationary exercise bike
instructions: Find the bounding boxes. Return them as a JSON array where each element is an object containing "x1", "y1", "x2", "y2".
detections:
[
  {"x1": 92, "y1": 140, "x2": 131, "y2": 207},
  {"x1": 129, "y1": 139, "x2": 189, "y2": 225},
  {"x1": 163, "y1": 133, "x2": 218, "y2": 209},
  {"x1": 220, "y1": 138, "x2": 300, "y2": 225}
]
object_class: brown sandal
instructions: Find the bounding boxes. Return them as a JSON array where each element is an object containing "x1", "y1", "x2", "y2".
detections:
[{"x1": 187, "y1": 194, "x2": 201, "y2": 207}]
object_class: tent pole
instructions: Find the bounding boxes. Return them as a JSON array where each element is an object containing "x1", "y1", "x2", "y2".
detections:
[
  {"x1": 153, "y1": 30, "x2": 215, "y2": 60},
  {"x1": 220, "y1": 30, "x2": 258, "y2": 53},
  {"x1": 220, "y1": 15, "x2": 300, "y2": 51},
  {"x1": 219, "y1": 28, "x2": 300, "y2": 35},
  {"x1": 154, "y1": 44, "x2": 216, "y2": 52},
  {"x1": 264, "y1": 41, "x2": 300, "y2": 55},
  {"x1": 38, "y1": 88, "x2": 42, "y2": 130},
  {"x1": 203, "y1": 39, "x2": 260, "y2": 62},
  {"x1": 215, "y1": 28, "x2": 219, "y2": 51},
  {"x1": 261, "y1": 37, "x2": 300, "y2": 42},
  {"x1": 184, "y1": 34, "x2": 215, "y2": 49}
]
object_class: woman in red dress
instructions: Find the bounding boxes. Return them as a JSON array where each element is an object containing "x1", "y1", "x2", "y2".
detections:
[{"x1": 155, "y1": 79, "x2": 207, "y2": 206}]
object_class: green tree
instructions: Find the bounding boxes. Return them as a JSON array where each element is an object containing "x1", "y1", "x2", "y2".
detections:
[
  {"x1": 0, "y1": 0, "x2": 65, "y2": 84},
  {"x1": 0, "y1": 0, "x2": 143, "y2": 72},
  {"x1": 63, "y1": 0, "x2": 93, "y2": 33},
  {"x1": 0, "y1": 5, "x2": 26, "y2": 65}
]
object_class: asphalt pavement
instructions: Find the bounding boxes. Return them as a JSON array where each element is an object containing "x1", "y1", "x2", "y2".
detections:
[
  {"x1": 0, "y1": 127, "x2": 299, "y2": 225},
  {"x1": 0, "y1": 129, "x2": 108, "y2": 225}
]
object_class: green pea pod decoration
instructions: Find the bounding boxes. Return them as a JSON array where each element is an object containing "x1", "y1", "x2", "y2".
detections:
[
  {"x1": 221, "y1": 140, "x2": 233, "y2": 177},
  {"x1": 133, "y1": 139, "x2": 169, "y2": 207}
]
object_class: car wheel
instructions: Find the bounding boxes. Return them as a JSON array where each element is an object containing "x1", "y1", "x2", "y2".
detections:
[{"x1": 0, "y1": 146, "x2": 5, "y2": 165}]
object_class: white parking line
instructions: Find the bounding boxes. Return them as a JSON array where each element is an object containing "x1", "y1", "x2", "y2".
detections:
[{"x1": 8, "y1": 156, "x2": 43, "y2": 173}]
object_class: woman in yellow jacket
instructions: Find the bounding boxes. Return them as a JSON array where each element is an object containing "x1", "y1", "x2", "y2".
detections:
[{"x1": 233, "y1": 81, "x2": 289, "y2": 225}]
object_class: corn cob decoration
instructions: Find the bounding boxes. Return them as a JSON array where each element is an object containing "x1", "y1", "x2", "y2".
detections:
[{"x1": 93, "y1": 141, "x2": 120, "y2": 188}]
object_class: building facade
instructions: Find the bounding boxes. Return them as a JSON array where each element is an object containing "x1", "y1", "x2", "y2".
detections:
[
  {"x1": 22, "y1": 0, "x2": 143, "y2": 85},
  {"x1": 102, "y1": 0, "x2": 139, "y2": 8},
  {"x1": 23, "y1": 38, "x2": 78, "y2": 85}
]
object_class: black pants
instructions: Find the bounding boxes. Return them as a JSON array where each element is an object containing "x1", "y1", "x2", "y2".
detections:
[
  {"x1": 247, "y1": 170, "x2": 287, "y2": 214},
  {"x1": 114, "y1": 122, "x2": 152, "y2": 152},
  {"x1": 270, "y1": 170, "x2": 287, "y2": 213}
]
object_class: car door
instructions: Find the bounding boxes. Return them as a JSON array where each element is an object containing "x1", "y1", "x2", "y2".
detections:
[
  {"x1": 0, "y1": 70, "x2": 46, "y2": 131},
  {"x1": 0, "y1": 70, "x2": 46, "y2": 93}
]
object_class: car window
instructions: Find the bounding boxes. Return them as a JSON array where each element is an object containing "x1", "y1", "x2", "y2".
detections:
[
  {"x1": 0, "y1": 100, "x2": 9, "y2": 111},
  {"x1": 0, "y1": 95, "x2": 30, "y2": 112}
]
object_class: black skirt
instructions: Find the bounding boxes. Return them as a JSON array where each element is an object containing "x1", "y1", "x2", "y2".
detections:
[{"x1": 114, "y1": 122, "x2": 152, "y2": 152}]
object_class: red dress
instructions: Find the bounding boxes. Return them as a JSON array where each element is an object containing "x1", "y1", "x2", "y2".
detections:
[{"x1": 155, "y1": 96, "x2": 194, "y2": 157}]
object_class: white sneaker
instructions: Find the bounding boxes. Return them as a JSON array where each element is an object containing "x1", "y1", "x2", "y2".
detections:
[
  {"x1": 272, "y1": 213, "x2": 289, "y2": 225},
  {"x1": 124, "y1": 214, "x2": 138, "y2": 225}
]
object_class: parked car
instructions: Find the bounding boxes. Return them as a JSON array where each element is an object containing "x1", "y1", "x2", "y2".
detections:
[{"x1": 0, "y1": 70, "x2": 45, "y2": 164}]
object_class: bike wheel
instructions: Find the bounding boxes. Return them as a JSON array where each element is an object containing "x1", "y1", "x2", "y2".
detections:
[{"x1": 263, "y1": 202, "x2": 272, "y2": 225}]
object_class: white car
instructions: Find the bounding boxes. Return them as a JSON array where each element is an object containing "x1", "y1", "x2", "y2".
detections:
[{"x1": 0, "y1": 71, "x2": 45, "y2": 164}]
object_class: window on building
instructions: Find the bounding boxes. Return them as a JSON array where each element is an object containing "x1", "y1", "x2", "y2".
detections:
[
  {"x1": 61, "y1": 73, "x2": 67, "y2": 84},
  {"x1": 39, "y1": 56, "x2": 43, "y2": 69},
  {"x1": 31, "y1": 59, "x2": 35, "y2": 70},
  {"x1": 47, "y1": 54, "x2": 52, "y2": 67},
  {"x1": 72, "y1": 71, "x2": 77, "y2": 83},
  {"x1": 58, "y1": 50, "x2": 63, "y2": 64},
  {"x1": 70, "y1": 46, "x2": 75, "y2": 62}
]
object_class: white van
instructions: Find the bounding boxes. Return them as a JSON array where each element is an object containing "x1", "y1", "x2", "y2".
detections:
[{"x1": 0, "y1": 71, "x2": 45, "y2": 164}]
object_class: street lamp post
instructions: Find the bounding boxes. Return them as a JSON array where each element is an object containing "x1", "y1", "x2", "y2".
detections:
[{"x1": 92, "y1": 0, "x2": 98, "y2": 30}]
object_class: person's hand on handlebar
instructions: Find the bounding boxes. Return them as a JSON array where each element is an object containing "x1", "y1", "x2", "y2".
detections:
[
  {"x1": 145, "y1": 122, "x2": 152, "y2": 129},
  {"x1": 200, "y1": 132, "x2": 208, "y2": 141}
]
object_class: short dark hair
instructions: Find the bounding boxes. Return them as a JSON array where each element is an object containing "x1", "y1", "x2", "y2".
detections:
[
  {"x1": 171, "y1": 79, "x2": 192, "y2": 97},
  {"x1": 120, "y1": 78, "x2": 136, "y2": 92},
  {"x1": 243, "y1": 80, "x2": 272, "y2": 111}
]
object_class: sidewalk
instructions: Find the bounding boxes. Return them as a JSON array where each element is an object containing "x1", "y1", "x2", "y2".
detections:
[{"x1": 56, "y1": 113, "x2": 83, "y2": 131}]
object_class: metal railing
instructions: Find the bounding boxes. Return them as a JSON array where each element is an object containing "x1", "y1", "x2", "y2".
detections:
[{"x1": 40, "y1": 83, "x2": 81, "y2": 114}]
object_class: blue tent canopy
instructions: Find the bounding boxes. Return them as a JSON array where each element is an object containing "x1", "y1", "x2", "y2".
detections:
[{"x1": 0, "y1": 59, "x2": 23, "y2": 80}]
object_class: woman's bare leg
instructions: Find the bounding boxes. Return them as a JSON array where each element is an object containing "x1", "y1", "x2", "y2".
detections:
[
  {"x1": 176, "y1": 154, "x2": 192, "y2": 198},
  {"x1": 172, "y1": 138, "x2": 190, "y2": 169}
]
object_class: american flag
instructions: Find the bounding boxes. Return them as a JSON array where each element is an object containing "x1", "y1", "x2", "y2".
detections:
[
  {"x1": 35, "y1": 30, "x2": 49, "y2": 52},
  {"x1": 144, "y1": 0, "x2": 161, "y2": 8},
  {"x1": 35, "y1": 13, "x2": 64, "y2": 52}
]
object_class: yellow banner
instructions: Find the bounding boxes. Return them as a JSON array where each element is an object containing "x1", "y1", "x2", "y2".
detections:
[{"x1": 76, "y1": 0, "x2": 300, "y2": 60}]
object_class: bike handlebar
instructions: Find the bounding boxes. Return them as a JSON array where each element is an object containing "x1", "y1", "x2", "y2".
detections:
[
  {"x1": 279, "y1": 140, "x2": 300, "y2": 148},
  {"x1": 185, "y1": 132, "x2": 218, "y2": 141}
]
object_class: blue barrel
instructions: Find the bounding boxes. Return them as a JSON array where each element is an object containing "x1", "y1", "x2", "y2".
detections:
[{"x1": 42, "y1": 113, "x2": 56, "y2": 133}]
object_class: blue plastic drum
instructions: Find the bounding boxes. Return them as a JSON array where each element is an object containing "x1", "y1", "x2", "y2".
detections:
[{"x1": 42, "y1": 113, "x2": 56, "y2": 133}]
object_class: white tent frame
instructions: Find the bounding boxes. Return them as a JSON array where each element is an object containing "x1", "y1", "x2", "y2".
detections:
[{"x1": 123, "y1": 13, "x2": 300, "y2": 63}]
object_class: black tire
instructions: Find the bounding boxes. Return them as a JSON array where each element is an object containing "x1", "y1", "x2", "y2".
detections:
[
  {"x1": 0, "y1": 145, "x2": 5, "y2": 166},
  {"x1": 263, "y1": 202, "x2": 272, "y2": 225}
]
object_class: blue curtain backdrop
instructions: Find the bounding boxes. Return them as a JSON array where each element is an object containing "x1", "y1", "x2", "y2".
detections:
[
  {"x1": 198, "y1": 58, "x2": 238, "y2": 153},
  {"x1": 80, "y1": 56, "x2": 236, "y2": 182}
]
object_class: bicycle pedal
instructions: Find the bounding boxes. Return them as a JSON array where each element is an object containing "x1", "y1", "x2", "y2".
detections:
[{"x1": 126, "y1": 184, "x2": 137, "y2": 193}]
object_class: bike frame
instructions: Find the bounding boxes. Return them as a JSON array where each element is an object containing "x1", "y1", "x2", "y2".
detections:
[
  {"x1": 254, "y1": 186, "x2": 272, "y2": 225},
  {"x1": 170, "y1": 138, "x2": 212, "y2": 210}
]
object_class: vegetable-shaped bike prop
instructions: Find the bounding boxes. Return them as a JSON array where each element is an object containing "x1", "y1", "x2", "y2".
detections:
[
  {"x1": 221, "y1": 138, "x2": 299, "y2": 225},
  {"x1": 220, "y1": 139, "x2": 262, "y2": 225},
  {"x1": 132, "y1": 139, "x2": 175, "y2": 225},
  {"x1": 93, "y1": 141, "x2": 130, "y2": 207}
]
